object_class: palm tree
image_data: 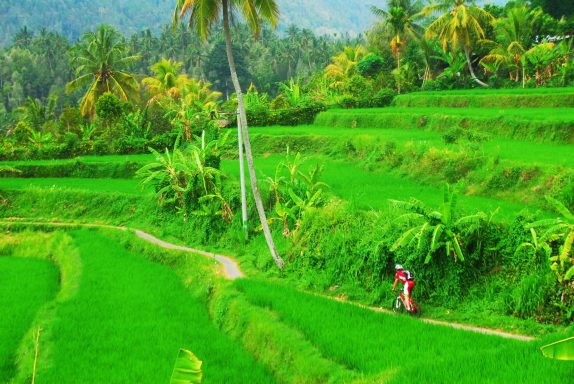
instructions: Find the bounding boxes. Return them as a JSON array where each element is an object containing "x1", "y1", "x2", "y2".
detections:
[
  {"x1": 424, "y1": 0, "x2": 494, "y2": 87},
  {"x1": 66, "y1": 25, "x2": 140, "y2": 117},
  {"x1": 183, "y1": 78, "x2": 222, "y2": 108},
  {"x1": 142, "y1": 58, "x2": 189, "y2": 106},
  {"x1": 17, "y1": 95, "x2": 57, "y2": 131},
  {"x1": 371, "y1": 0, "x2": 424, "y2": 93},
  {"x1": 480, "y1": 5, "x2": 542, "y2": 88},
  {"x1": 324, "y1": 45, "x2": 368, "y2": 90},
  {"x1": 174, "y1": 0, "x2": 285, "y2": 269}
]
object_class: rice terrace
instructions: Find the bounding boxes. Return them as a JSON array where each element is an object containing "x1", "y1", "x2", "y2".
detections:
[{"x1": 2, "y1": 0, "x2": 574, "y2": 383}]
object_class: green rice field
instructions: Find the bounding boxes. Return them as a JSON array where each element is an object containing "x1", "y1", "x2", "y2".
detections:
[
  {"x1": 0, "y1": 178, "x2": 147, "y2": 194},
  {"x1": 24, "y1": 230, "x2": 274, "y2": 384},
  {"x1": 0, "y1": 257, "x2": 58, "y2": 382},
  {"x1": 236, "y1": 279, "x2": 574, "y2": 383},
  {"x1": 221, "y1": 155, "x2": 530, "y2": 219}
]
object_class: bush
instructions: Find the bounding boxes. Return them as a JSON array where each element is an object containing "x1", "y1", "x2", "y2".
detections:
[
  {"x1": 95, "y1": 93, "x2": 123, "y2": 122},
  {"x1": 270, "y1": 95, "x2": 290, "y2": 110},
  {"x1": 247, "y1": 101, "x2": 326, "y2": 127},
  {"x1": 357, "y1": 54, "x2": 385, "y2": 78},
  {"x1": 371, "y1": 88, "x2": 396, "y2": 107}
]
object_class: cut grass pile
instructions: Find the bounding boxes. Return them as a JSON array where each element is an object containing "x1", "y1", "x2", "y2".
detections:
[
  {"x1": 0, "y1": 257, "x2": 58, "y2": 382},
  {"x1": 236, "y1": 279, "x2": 574, "y2": 383},
  {"x1": 31, "y1": 230, "x2": 274, "y2": 384}
]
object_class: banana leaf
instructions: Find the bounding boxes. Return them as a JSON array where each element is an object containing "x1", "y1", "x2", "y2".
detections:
[
  {"x1": 170, "y1": 349, "x2": 203, "y2": 384},
  {"x1": 541, "y1": 337, "x2": 574, "y2": 361}
]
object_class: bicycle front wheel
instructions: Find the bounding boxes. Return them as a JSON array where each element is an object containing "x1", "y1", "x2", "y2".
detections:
[{"x1": 392, "y1": 297, "x2": 404, "y2": 313}]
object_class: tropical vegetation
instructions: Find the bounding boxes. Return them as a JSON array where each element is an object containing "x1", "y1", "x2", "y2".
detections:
[{"x1": 1, "y1": 0, "x2": 574, "y2": 382}]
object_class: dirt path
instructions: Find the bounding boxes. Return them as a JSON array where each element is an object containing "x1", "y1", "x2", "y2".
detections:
[
  {"x1": 1, "y1": 218, "x2": 535, "y2": 341},
  {"x1": 0, "y1": 219, "x2": 243, "y2": 280},
  {"x1": 322, "y1": 294, "x2": 535, "y2": 342}
]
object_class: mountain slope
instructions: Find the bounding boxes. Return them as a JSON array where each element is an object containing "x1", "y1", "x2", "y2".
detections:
[{"x1": 0, "y1": 0, "x2": 379, "y2": 46}]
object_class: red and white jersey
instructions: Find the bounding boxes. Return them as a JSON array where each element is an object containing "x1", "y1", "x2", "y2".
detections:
[{"x1": 395, "y1": 271, "x2": 407, "y2": 283}]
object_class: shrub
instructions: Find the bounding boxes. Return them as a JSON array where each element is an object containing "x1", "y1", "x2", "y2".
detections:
[
  {"x1": 95, "y1": 93, "x2": 123, "y2": 122},
  {"x1": 357, "y1": 54, "x2": 385, "y2": 78},
  {"x1": 371, "y1": 88, "x2": 396, "y2": 107},
  {"x1": 270, "y1": 94, "x2": 290, "y2": 110},
  {"x1": 247, "y1": 101, "x2": 326, "y2": 127}
]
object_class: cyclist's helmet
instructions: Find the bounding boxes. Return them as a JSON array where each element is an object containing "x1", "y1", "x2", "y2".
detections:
[{"x1": 394, "y1": 264, "x2": 403, "y2": 270}]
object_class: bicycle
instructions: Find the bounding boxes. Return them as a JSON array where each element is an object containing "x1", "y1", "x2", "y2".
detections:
[{"x1": 392, "y1": 292, "x2": 421, "y2": 317}]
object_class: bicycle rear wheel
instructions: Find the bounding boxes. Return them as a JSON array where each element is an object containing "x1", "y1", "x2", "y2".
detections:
[{"x1": 410, "y1": 302, "x2": 421, "y2": 317}]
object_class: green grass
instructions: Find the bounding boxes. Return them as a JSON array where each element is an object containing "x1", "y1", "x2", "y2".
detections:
[
  {"x1": 0, "y1": 154, "x2": 154, "y2": 167},
  {"x1": 236, "y1": 279, "x2": 574, "y2": 383},
  {"x1": 0, "y1": 178, "x2": 146, "y2": 195},
  {"x1": 0, "y1": 257, "x2": 58, "y2": 382},
  {"x1": 252, "y1": 125, "x2": 574, "y2": 167},
  {"x1": 222, "y1": 155, "x2": 533, "y2": 220},
  {"x1": 316, "y1": 107, "x2": 574, "y2": 144},
  {"x1": 36, "y1": 230, "x2": 274, "y2": 384},
  {"x1": 393, "y1": 89, "x2": 574, "y2": 108},
  {"x1": 321, "y1": 107, "x2": 574, "y2": 122},
  {"x1": 399, "y1": 87, "x2": 574, "y2": 95}
]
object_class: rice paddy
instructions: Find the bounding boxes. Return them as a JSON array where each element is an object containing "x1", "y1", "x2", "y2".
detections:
[
  {"x1": 1, "y1": 88, "x2": 573, "y2": 384},
  {"x1": 0, "y1": 257, "x2": 59, "y2": 382},
  {"x1": 236, "y1": 279, "x2": 574, "y2": 383}
]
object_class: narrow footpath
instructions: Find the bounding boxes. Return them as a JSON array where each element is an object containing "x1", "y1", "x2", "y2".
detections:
[
  {"x1": 0, "y1": 217, "x2": 535, "y2": 341},
  {"x1": 0, "y1": 218, "x2": 243, "y2": 279}
]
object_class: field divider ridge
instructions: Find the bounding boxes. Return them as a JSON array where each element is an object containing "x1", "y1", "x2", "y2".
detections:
[
  {"x1": 0, "y1": 218, "x2": 243, "y2": 280},
  {"x1": 313, "y1": 292, "x2": 535, "y2": 342}
]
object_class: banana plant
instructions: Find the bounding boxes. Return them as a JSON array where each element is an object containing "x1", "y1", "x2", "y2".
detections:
[
  {"x1": 518, "y1": 196, "x2": 574, "y2": 303},
  {"x1": 28, "y1": 131, "x2": 53, "y2": 151},
  {"x1": 391, "y1": 184, "x2": 486, "y2": 263},
  {"x1": 541, "y1": 337, "x2": 574, "y2": 361},
  {"x1": 170, "y1": 349, "x2": 202, "y2": 384}
]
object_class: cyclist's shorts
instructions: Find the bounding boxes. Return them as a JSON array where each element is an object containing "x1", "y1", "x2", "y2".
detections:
[{"x1": 404, "y1": 280, "x2": 415, "y2": 295}]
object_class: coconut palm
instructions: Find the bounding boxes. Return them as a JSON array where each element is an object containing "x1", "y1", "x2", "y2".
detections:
[
  {"x1": 480, "y1": 5, "x2": 542, "y2": 88},
  {"x1": 17, "y1": 95, "x2": 57, "y2": 131},
  {"x1": 324, "y1": 45, "x2": 368, "y2": 90},
  {"x1": 183, "y1": 78, "x2": 222, "y2": 108},
  {"x1": 66, "y1": 25, "x2": 140, "y2": 117},
  {"x1": 174, "y1": 0, "x2": 285, "y2": 269},
  {"x1": 142, "y1": 58, "x2": 189, "y2": 106},
  {"x1": 424, "y1": 0, "x2": 494, "y2": 87},
  {"x1": 371, "y1": 0, "x2": 424, "y2": 93}
]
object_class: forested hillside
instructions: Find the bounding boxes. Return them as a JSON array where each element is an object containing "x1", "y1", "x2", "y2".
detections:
[{"x1": 0, "y1": 0, "x2": 377, "y2": 46}]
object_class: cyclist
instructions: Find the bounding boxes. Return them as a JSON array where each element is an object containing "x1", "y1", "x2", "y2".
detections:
[{"x1": 392, "y1": 264, "x2": 415, "y2": 312}]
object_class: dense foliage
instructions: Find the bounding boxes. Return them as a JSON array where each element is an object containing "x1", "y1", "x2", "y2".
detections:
[{"x1": 1, "y1": 0, "x2": 574, "y2": 329}]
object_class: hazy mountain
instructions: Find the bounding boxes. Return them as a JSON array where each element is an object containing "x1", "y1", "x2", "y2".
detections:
[{"x1": 0, "y1": 0, "x2": 509, "y2": 46}]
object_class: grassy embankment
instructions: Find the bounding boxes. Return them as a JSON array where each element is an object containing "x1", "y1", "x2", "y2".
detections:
[
  {"x1": 393, "y1": 87, "x2": 574, "y2": 108},
  {"x1": 0, "y1": 154, "x2": 532, "y2": 220}
]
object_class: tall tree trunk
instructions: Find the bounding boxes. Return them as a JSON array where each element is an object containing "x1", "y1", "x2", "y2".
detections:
[
  {"x1": 397, "y1": 51, "x2": 401, "y2": 94},
  {"x1": 464, "y1": 47, "x2": 488, "y2": 87},
  {"x1": 222, "y1": 0, "x2": 285, "y2": 269}
]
